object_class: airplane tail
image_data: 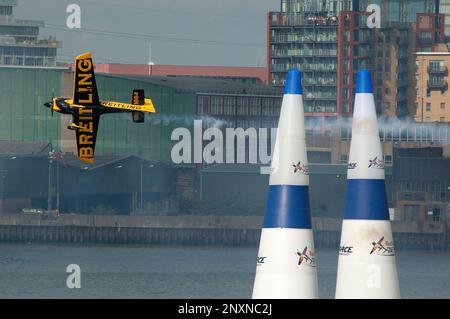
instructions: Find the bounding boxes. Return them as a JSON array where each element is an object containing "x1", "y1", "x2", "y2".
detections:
[
  {"x1": 131, "y1": 89, "x2": 156, "y2": 122},
  {"x1": 132, "y1": 89, "x2": 145, "y2": 123},
  {"x1": 131, "y1": 89, "x2": 145, "y2": 105}
]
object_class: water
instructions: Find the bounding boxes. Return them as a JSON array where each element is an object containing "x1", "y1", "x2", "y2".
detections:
[{"x1": 0, "y1": 243, "x2": 448, "y2": 299}]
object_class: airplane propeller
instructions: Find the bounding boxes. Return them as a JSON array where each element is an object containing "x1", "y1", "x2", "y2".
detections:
[{"x1": 51, "y1": 89, "x2": 55, "y2": 117}]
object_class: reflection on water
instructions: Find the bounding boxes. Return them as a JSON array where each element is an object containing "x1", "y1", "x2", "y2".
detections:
[{"x1": 0, "y1": 243, "x2": 448, "y2": 299}]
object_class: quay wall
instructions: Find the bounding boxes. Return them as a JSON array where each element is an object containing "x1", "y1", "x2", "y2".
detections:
[{"x1": 0, "y1": 214, "x2": 447, "y2": 250}]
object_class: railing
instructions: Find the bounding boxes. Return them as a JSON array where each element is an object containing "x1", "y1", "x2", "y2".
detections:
[
  {"x1": 270, "y1": 63, "x2": 338, "y2": 73},
  {"x1": 270, "y1": 50, "x2": 289, "y2": 57},
  {"x1": 270, "y1": 12, "x2": 339, "y2": 28},
  {"x1": 2, "y1": 37, "x2": 62, "y2": 48},
  {"x1": 428, "y1": 65, "x2": 448, "y2": 74},
  {"x1": 270, "y1": 64, "x2": 288, "y2": 72},
  {"x1": 286, "y1": 49, "x2": 314, "y2": 56},
  {"x1": 0, "y1": 54, "x2": 56, "y2": 67},
  {"x1": 428, "y1": 79, "x2": 447, "y2": 90},
  {"x1": 304, "y1": 79, "x2": 337, "y2": 86},
  {"x1": 314, "y1": 49, "x2": 337, "y2": 56},
  {"x1": 0, "y1": 0, "x2": 18, "y2": 6},
  {"x1": 0, "y1": 15, "x2": 44, "y2": 27},
  {"x1": 418, "y1": 37, "x2": 433, "y2": 44}
]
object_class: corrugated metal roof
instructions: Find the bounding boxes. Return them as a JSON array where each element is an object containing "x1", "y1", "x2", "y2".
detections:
[
  {"x1": 103, "y1": 74, "x2": 283, "y2": 96},
  {"x1": 0, "y1": 140, "x2": 51, "y2": 155},
  {"x1": 60, "y1": 155, "x2": 172, "y2": 171}
]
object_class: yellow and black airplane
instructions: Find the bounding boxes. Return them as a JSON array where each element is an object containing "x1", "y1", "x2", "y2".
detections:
[{"x1": 44, "y1": 52, "x2": 156, "y2": 163}]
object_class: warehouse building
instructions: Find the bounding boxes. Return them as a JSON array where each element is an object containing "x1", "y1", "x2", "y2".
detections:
[
  {"x1": 0, "y1": 66, "x2": 283, "y2": 214},
  {"x1": 1, "y1": 65, "x2": 449, "y2": 217},
  {"x1": 0, "y1": 67, "x2": 282, "y2": 162}
]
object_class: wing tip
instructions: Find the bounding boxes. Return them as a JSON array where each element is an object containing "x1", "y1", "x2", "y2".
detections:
[
  {"x1": 79, "y1": 157, "x2": 94, "y2": 164},
  {"x1": 75, "y1": 52, "x2": 92, "y2": 61},
  {"x1": 145, "y1": 99, "x2": 157, "y2": 113}
]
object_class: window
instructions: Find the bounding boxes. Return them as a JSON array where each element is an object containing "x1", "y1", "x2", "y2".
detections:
[
  {"x1": 385, "y1": 88, "x2": 390, "y2": 95},
  {"x1": 440, "y1": 117, "x2": 446, "y2": 122},
  {"x1": 197, "y1": 96, "x2": 210, "y2": 115},
  {"x1": 249, "y1": 98, "x2": 261, "y2": 116},
  {"x1": 223, "y1": 97, "x2": 235, "y2": 116},
  {"x1": 262, "y1": 98, "x2": 281, "y2": 116},
  {"x1": 210, "y1": 96, "x2": 223, "y2": 115},
  {"x1": 340, "y1": 154, "x2": 348, "y2": 164},
  {"x1": 441, "y1": 102, "x2": 446, "y2": 110},
  {"x1": 426, "y1": 103, "x2": 431, "y2": 111},
  {"x1": 384, "y1": 155, "x2": 393, "y2": 165},
  {"x1": 237, "y1": 97, "x2": 249, "y2": 116},
  {"x1": 429, "y1": 60, "x2": 444, "y2": 71}
]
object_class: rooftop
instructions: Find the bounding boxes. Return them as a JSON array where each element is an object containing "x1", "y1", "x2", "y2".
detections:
[
  {"x1": 0, "y1": 15, "x2": 44, "y2": 27},
  {"x1": 0, "y1": 0, "x2": 17, "y2": 7},
  {"x1": 0, "y1": 140, "x2": 51, "y2": 155},
  {"x1": 91, "y1": 63, "x2": 268, "y2": 83},
  {"x1": 416, "y1": 52, "x2": 450, "y2": 56},
  {"x1": 105, "y1": 74, "x2": 283, "y2": 96},
  {"x1": 59, "y1": 155, "x2": 171, "y2": 170}
]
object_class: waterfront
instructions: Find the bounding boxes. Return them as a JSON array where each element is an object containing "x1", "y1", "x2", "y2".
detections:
[
  {"x1": 0, "y1": 243, "x2": 449, "y2": 299},
  {"x1": 0, "y1": 214, "x2": 447, "y2": 250}
]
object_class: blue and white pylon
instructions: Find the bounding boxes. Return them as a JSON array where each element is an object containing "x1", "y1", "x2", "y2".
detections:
[
  {"x1": 252, "y1": 70, "x2": 318, "y2": 299},
  {"x1": 335, "y1": 70, "x2": 400, "y2": 299}
]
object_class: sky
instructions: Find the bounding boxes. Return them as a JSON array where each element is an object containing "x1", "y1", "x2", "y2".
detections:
[{"x1": 15, "y1": 0, "x2": 279, "y2": 66}]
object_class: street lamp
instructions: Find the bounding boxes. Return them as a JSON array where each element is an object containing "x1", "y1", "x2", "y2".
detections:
[
  {"x1": 48, "y1": 152, "x2": 53, "y2": 211},
  {"x1": 140, "y1": 162, "x2": 155, "y2": 213},
  {"x1": 0, "y1": 167, "x2": 7, "y2": 214}
]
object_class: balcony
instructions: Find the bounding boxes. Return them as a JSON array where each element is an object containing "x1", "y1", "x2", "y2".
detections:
[
  {"x1": 270, "y1": 50, "x2": 290, "y2": 58},
  {"x1": 0, "y1": 0, "x2": 18, "y2": 5},
  {"x1": 314, "y1": 49, "x2": 337, "y2": 57},
  {"x1": 0, "y1": 36, "x2": 61, "y2": 48},
  {"x1": 428, "y1": 65, "x2": 448, "y2": 74},
  {"x1": 270, "y1": 12, "x2": 339, "y2": 28},
  {"x1": 0, "y1": 15, "x2": 44, "y2": 27},
  {"x1": 428, "y1": 79, "x2": 448, "y2": 90},
  {"x1": 270, "y1": 64, "x2": 288, "y2": 72},
  {"x1": 418, "y1": 37, "x2": 433, "y2": 44}
]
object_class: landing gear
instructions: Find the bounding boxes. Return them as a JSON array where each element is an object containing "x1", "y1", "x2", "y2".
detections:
[
  {"x1": 67, "y1": 120, "x2": 82, "y2": 131},
  {"x1": 67, "y1": 120, "x2": 76, "y2": 130}
]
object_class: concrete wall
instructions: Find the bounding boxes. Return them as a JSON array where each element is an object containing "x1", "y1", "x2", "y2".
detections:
[{"x1": 0, "y1": 214, "x2": 445, "y2": 235}]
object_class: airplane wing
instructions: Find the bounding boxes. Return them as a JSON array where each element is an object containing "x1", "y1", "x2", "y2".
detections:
[
  {"x1": 73, "y1": 52, "x2": 100, "y2": 106},
  {"x1": 73, "y1": 111, "x2": 100, "y2": 163},
  {"x1": 370, "y1": 244, "x2": 378, "y2": 254}
]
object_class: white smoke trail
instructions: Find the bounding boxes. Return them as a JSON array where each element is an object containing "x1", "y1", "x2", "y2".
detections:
[
  {"x1": 147, "y1": 114, "x2": 231, "y2": 128},
  {"x1": 304, "y1": 116, "x2": 450, "y2": 143}
]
